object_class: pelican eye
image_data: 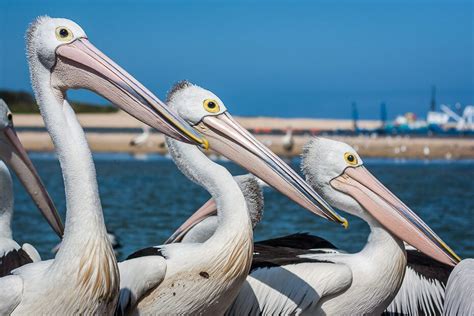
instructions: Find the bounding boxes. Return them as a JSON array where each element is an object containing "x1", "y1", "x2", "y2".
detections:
[
  {"x1": 203, "y1": 99, "x2": 220, "y2": 113},
  {"x1": 55, "y1": 27, "x2": 73, "y2": 42},
  {"x1": 344, "y1": 152, "x2": 358, "y2": 165},
  {"x1": 7, "y1": 113, "x2": 12, "y2": 121}
]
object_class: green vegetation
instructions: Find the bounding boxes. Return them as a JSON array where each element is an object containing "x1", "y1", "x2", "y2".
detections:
[{"x1": 0, "y1": 90, "x2": 118, "y2": 113}]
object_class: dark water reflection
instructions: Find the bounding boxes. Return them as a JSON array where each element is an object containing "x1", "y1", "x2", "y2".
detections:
[{"x1": 10, "y1": 153, "x2": 474, "y2": 261}]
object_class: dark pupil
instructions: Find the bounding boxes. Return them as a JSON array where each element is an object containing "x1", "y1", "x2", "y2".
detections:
[
  {"x1": 59, "y1": 29, "x2": 69, "y2": 38},
  {"x1": 347, "y1": 155, "x2": 354, "y2": 162},
  {"x1": 7, "y1": 114, "x2": 12, "y2": 121},
  {"x1": 207, "y1": 101, "x2": 216, "y2": 109}
]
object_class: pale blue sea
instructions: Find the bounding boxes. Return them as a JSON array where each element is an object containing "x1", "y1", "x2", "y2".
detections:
[{"x1": 10, "y1": 153, "x2": 474, "y2": 261}]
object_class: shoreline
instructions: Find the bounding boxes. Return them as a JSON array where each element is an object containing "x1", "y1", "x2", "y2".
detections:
[{"x1": 15, "y1": 113, "x2": 474, "y2": 159}]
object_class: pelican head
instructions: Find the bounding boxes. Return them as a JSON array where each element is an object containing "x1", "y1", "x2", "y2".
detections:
[
  {"x1": 166, "y1": 81, "x2": 347, "y2": 226},
  {"x1": 26, "y1": 16, "x2": 206, "y2": 147},
  {"x1": 302, "y1": 137, "x2": 460, "y2": 266},
  {"x1": 0, "y1": 99, "x2": 63, "y2": 237}
]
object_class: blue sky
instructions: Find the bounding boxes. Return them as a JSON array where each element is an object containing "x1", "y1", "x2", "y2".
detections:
[{"x1": 0, "y1": 0, "x2": 472, "y2": 119}]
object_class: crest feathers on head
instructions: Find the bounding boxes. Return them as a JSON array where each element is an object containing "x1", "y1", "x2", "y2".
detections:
[
  {"x1": 166, "y1": 80, "x2": 193, "y2": 103},
  {"x1": 26, "y1": 15, "x2": 50, "y2": 45},
  {"x1": 25, "y1": 15, "x2": 51, "y2": 59}
]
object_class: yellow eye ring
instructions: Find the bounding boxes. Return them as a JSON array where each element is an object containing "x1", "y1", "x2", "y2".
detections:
[
  {"x1": 344, "y1": 152, "x2": 358, "y2": 165},
  {"x1": 203, "y1": 99, "x2": 220, "y2": 113},
  {"x1": 55, "y1": 27, "x2": 74, "y2": 42}
]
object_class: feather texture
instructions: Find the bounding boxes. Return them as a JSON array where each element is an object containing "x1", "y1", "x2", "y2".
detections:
[
  {"x1": 443, "y1": 259, "x2": 474, "y2": 316},
  {"x1": 384, "y1": 249, "x2": 453, "y2": 316}
]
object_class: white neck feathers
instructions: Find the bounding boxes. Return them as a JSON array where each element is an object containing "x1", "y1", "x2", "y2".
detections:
[
  {"x1": 29, "y1": 56, "x2": 108, "y2": 260},
  {"x1": 166, "y1": 136, "x2": 253, "y2": 291},
  {"x1": 166, "y1": 137, "x2": 251, "y2": 239}
]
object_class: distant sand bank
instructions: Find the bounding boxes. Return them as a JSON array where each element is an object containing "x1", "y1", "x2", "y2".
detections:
[{"x1": 15, "y1": 113, "x2": 474, "y2": 159}]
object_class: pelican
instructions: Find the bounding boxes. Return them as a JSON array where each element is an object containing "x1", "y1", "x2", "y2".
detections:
[
  {"x1": 0, "y1": 99, "x2": 63, "y2": 277},
  {"x1": 171, "y1": 137, "x2": 460, "y2": 315},
  {"x1": 117, "y1": 81, "x2": 346, "y2": 315},
  {"x1": 0, "y1": 16, "x2": 207, "y2": 315},
  {"x1": 232, "y1": 138, "x2": 459, "y2": 315},
  {"x1": 443, "y1": 259, "x2": 474, "y2": 315},
  {"x1": 169, "y1": 178, "x2": 455, "y2": 315}
]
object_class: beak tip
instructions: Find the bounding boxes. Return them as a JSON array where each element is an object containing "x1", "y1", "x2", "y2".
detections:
[
  {"x1": 452, "y1": 253, "x2": 462, "y2": 265},
  {"x1": 341, "y1": 218, "x2": 349, "y2": 229},
  {"x1": 52, "y1": 218, "x2": 64, "y2": 238},
  {"x1": 201, "y1": 138, "x2": 210, "y2": 150},
  {"x1": 56, "y1": 227, "x2": 64, "y2": 238}
]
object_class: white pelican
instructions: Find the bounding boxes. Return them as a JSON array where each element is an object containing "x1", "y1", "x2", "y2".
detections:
[
  {"x1": 169, "y1": 176, "x2": 456, "y2": 315},
  {"x1": 0, "y1": 17, "x2": 207, "y2": 315},
  {"x1": 443, "y1": 259, "x2": 474, "y2": 315},
  {"x1": 117, "y1": 81, "x2": 346, "y2": 315},
  {"x1": 233, "y1": 138, "x2": 459, "y2": 315},
  {"x1": 0, "y1": 99, "x2": 63, "y2": 277},
  {"x1": 172, "y1": 137, "x2": 460, "y2": 315}
]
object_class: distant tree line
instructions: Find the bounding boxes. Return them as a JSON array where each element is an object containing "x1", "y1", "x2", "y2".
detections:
[{"x1": 0, "y1": 90, "x2": 118, "y2": 113}]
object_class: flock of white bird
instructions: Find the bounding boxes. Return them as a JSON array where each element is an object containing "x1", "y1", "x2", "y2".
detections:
[{"x1": 0, "y1": 16, "x2": 472, "y2": 315}]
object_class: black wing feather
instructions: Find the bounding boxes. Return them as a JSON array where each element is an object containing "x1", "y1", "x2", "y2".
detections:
[
  {"x1": 126, "y1": 247, "x2": 165, "y2": 260},
  {"x1": 0, "y1": 248, "x2": 33, "y2": 277},
  {"x1": 406, "y1": 249, "x2": 453, "y2": 284},
  {"x1": 255, "y1": 233, "x2": 338, "y2": 250},
  {"x1": 252, "y1": 234, "x2": 336, "y2": 272}
]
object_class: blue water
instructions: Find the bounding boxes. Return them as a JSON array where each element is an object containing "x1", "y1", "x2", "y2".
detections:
[{"x1": 10, "y1": 153, "x2": 474, "y2": 261}]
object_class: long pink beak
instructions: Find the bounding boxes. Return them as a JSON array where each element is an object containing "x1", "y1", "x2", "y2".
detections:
[
  {"x1": 0, "y1": 126, "x2": 64, "y2": 237},
  {"x1": 331, "y1": 166, "x2": 460, "y2": 266},
  {"x1": 193, "y1": 112, "x2": 348, "y2": 226},
  {"x1": 52, "y1": 38, "x2": 207, "y2": 148}
]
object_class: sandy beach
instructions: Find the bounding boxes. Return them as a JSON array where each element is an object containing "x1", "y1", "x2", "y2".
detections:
[{"x1": 15, "y1": 112, "x2": 474, "y2": 159}]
